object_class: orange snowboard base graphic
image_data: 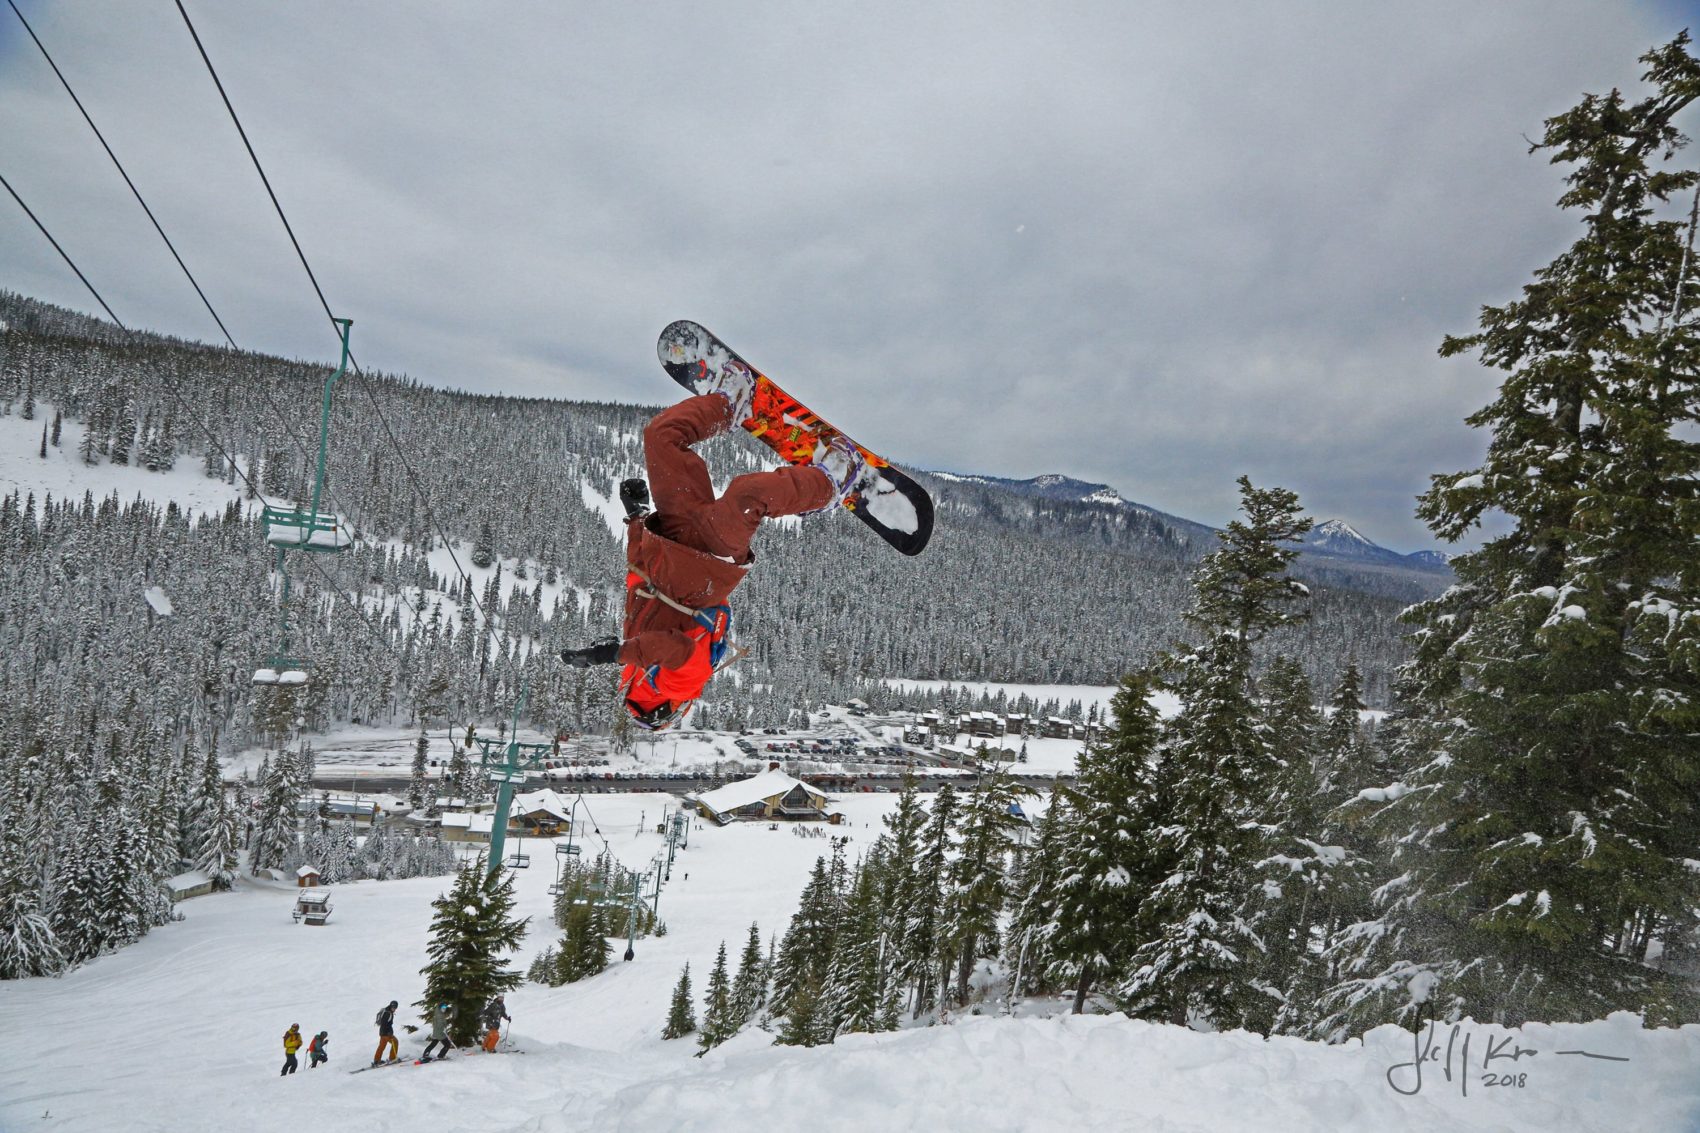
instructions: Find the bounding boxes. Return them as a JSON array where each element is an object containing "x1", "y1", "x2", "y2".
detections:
[{"x1": 658, "y1": 320, "x2": 933, "y2": 556}]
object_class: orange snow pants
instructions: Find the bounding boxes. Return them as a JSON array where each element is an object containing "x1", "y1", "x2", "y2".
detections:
[
  {"x1": 374, "y1": 1035, "x2": 398, "y2": 1062},
  {"x1": 482, "y1": 1027, "x2": 500, "y2": 1052}
]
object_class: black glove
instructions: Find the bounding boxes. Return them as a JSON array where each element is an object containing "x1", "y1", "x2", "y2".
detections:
[
  {"x1": 561, "y1": 638, "x2": 620, "y2": 668},
  {"x1": 620, "y1": 478, "x2": 651, "y2": 519}
]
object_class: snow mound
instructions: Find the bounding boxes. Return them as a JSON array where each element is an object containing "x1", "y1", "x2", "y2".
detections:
[{"x1": 558, "y1": 1011, "x2": 1700, "y2": 1133}]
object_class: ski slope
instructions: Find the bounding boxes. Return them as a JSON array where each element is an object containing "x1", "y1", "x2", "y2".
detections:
[{"x1": 1, "y1": 790, "x2": 1695, "y2": 1133}]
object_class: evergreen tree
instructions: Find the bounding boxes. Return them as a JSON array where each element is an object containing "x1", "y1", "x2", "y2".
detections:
[
  {"x1": 1241, "y1": 655, "x2": 1345, "y2": 1035},
  {"x1": 943, "y1": 766, "x2": 1030, "y2": 1005},
  {"x1": 663, "y1": 962, "x2": 697, "y2": 1039},
  {"x1": 1123, "y1": 478, "x2": 1311, "y2": 1028},
  {"x1": 408, "y1": 726, "x2": 431, "y2": 812},
  {"x1": 418, "y1": 858, "x2": 528, "y2": 1045},
  {"x1": 192, "y1": 777, "x2": 241, "y2": 891},
  {"x1": 109, "y1": 399, "x2": 134, "y2": 466},
  {"x1": 472, "y1": 517, "x2": 496, "y2": 569},
  {"x1": 878, "y1": 775, "x2": 930, "y2": 1010},
  {"x1": 730, "y1": 921, "x2": 767, "y2": 1027},
  {"x1": 1004, "y1": 789, "x2": 1071, "y2": 999},
  {"x1": 1050, "y1": 672, "x2": 1164, "y2": 1013},
  {"x1": 819, "y1": 854, "x2": 892, "y2": 1039},
  {"x1": 907, "y1": 783, "x2": 957, "y2": 1017},
  {"x1": 1329, "y1": 36, "x2": 1700, "y2": 1031},
  {"x1": 251, "y1": 754, "x2": 301, "y2": 875},
  {"x1": 554, "y1": 902, "x2": 611, "y2": 984},
  {"x1": 527, "y1": 945, "x2": 559, "y2": 985},
  {"x1": 774, "y1": 977, "x2": 823, "y2": 1047},
  {"x1": 697, "y1": 940, "x2": 736, "y2": 1055},
  {"x1": 1315, "y1": 662, "x2": 1373, "y2": 795},
  {"x1": 770, "y1": 856, "x2": 839, "y2": 1017},
  {"x1": 0, "y1": 820, "x2": 63, "y2": 979},
  {"x1": 446, "y1": 742, "x2": 470, "y2": 808}
]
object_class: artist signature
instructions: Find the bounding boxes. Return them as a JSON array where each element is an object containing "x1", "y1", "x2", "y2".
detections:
[{"x1": 1384, "y1": 1010, "x2": 1630, "y2": 1097}]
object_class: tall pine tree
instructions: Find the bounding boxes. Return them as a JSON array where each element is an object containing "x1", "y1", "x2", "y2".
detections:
[
  {"x1": 418, "y1": 858, "x2": 528, "y2": 1044},
  {"x1": 1330, "y1": 35, "x2": 1700, "y2": 1030}
]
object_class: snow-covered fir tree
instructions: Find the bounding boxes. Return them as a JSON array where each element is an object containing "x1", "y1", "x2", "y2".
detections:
[
  {"x1": 941, "y1": 767, "x2": 1031, "y2": 1006},
  {"x1": 1327, "y1": 35, "x2": 1700, "y2": 1031},
  {"x1": 1048, "y1": 672, "x2": 1164, "y2": 1013},
  {"x1": 730, "y1": 921, "x2": 768, "y2": 1028},
  {"x1": 697, "y1": 941, "x2": 737, "y2": 1055},
  {"x1": 418, "y1": 857, "x2": 527, "y2": 1045},
  {"x1": 662, "y1": 962, "x2": 696, "y2": 1039},
  {"x1": 1003, "y1": 788, "x2": 1071, "y2": 1000},
  {"x1": 1122, "y1": 479, "x2": 1311, "y2": 1028}
]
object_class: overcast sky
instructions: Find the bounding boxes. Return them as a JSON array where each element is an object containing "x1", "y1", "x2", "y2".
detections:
[{"x1": 2, "y1": 1, "x2": 1694, "y2": 550}]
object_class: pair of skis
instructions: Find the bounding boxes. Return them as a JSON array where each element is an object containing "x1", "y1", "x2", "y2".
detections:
[{"x1": 347, "y1": 1045, "x2": 522, "y2": 1073}]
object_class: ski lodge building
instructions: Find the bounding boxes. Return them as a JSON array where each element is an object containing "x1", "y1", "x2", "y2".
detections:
[
  {"x1": 439, "y1": 788, "x2": 575, "y2": 843},
  {"x1": 691, "y1": 767, "x2": 831, "y2": 826}
]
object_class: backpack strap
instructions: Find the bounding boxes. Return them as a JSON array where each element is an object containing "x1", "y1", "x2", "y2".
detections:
[{"x1": 627, "y1": 564, "x2": 706, "y2": 620}]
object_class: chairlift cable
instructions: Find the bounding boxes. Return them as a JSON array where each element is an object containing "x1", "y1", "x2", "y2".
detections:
[
  {"x1": 1, "y1": 102, "x2": 475, "y2": 789},
  {"x1": 0, "y1": 170, "x2": 125, "y2": 329},
  {"x1": 9, "y1": 0, "x2": 236, "y2": 349},
  {"x1": 0, "y1": 175, "x2": 400, "y2": 655},
  {"x1": 8, "y1": 0, "x2": 379, "y2": 572},
  {"x1": 173, "y1": 0, "x2": 506, "y2": 653},
  {"x1": 6, "y1": 6, "x2": 442, "y2": 670}
]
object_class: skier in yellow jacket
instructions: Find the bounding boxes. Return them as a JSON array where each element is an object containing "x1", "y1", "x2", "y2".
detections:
[{"x1": 281, "y1": 1023, "x2": 303, "y2": 1076}]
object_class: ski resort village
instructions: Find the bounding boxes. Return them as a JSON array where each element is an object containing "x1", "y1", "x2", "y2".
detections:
[{"x1": 4, "y1": 4, "x2": 1700, "y2": 1132}]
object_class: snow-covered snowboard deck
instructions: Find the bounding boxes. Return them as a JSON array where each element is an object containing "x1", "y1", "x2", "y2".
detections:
[{"x1": 658, "y1": 320, "x2": 934, "y2": 556}]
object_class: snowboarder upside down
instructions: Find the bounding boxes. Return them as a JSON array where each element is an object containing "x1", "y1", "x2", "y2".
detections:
[{"x1": 561, "y1": 373, "x2": 870, "y2": 732}]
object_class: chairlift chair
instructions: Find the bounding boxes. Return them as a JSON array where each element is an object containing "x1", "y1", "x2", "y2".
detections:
[
  {"x1": 252, "y1": 317, "x2": 356, "y2": 688},
  {"x1": 253, "y1": 654, "x2": 311, "y2": 687}
]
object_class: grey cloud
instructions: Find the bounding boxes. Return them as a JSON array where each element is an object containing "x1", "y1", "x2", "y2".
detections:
[{"x1": 0, "y1": 0, "x2": 1679, "y2": 552}]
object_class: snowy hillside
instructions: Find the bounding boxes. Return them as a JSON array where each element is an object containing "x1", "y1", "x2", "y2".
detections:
[
  {"x1": 0, "y1": 401, "x2": 243, "y2": 519},
  {"x1": 1, "y1": 789, "x2": 1693, "y2": 1133}
]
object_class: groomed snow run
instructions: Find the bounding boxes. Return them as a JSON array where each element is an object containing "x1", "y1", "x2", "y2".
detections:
[{"x1": 2, "y1": 795, "x2": 1697, "y2": 1132}]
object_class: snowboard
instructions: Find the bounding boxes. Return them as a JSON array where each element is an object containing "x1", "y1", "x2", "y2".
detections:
[{"x1": 657, "y1": 320, "x2": 934, "y2": 556}]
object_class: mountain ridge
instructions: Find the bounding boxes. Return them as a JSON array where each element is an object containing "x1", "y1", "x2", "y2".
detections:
[{"x1": 928, "y1": 470, "x2": 1451, "y2": 576}]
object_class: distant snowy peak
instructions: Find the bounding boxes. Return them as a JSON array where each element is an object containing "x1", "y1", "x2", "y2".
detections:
[
  {"x1": 1301, "y1": 518, "x2": 1451, "y2": 572},
  {"x1": 932, "y1": 471, "x2": 1128, "y2": 506},
  {"x1": 1307, "y1": 518, "x2": 1379, "y2": 555}
]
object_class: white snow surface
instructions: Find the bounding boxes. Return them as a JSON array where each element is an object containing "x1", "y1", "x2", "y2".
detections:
[
  {"x1": 884, "y1": 678, "x2": 1183, "y2": 720},
  {"x1": 0, "y1": 403, "x2": 244, "y2": 518},
  {"x1": 2, "y1": 790, "x2": 1696, "y2": 1132},
  {"x1": 859, "y1": 473, "x2": 920, "y2": 533}
]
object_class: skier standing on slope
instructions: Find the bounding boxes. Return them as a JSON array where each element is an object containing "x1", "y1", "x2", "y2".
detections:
[
  {"x1": 307, "y1": 1030, "x2": 329, "y2": 1069},
  {"x1": 372, "y1": 1000, "x2": 399, "y2": 1066},
  {"x1": 560, "y1": 377, "x2": 871, "y2": 732},
  {"x1": 280, "y1": 1023, "x2": 302, "y2": 1075},
  {"x1": 421, "y1": 1002, "x2": 455, "y2": 1062},
  {"x1": 481, "y1": 995, "x2": 511, "y2": 1052}
]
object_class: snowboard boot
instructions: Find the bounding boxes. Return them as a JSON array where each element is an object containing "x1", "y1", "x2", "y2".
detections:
[
  {"x1": 808, "y1": 434, "x2": 875, "y2": 511},
  {"x1": 701, "y1": 359, "x2": 756, "y2": 425},
  {"x1": 561, "y1": 638, "x2": 620, "y2": 668}
]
